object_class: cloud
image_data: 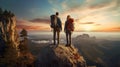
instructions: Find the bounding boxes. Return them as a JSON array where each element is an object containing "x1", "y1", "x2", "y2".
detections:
[
  {"x1": 29, "y1": 18, "x2": 50, "y2": 24},
  {"x1": 16, "y1": 19, "x2": 28, "y2": 25},
  {"x1": 16, "y1": 0, "x2": 120, "y2": 32},
  {"x1": 31, "y1": 40, "x2": 50, "y2": 44},
  {"x1": 48, "y1": 0, "x2": 119, "y2": 23},
  {"x1": 48, "y1": 0, "x2": 85, "y2": 12},
  {"x1": 98, "y1": 26, "x2": 120, "y2": 32},
  {"x1": 17, "y1": 19, "x2": 50, "y2": 31},
  {"x1": 86, "y1": 0, "x2": 95, "y2": 3},
  {"x1": 17, "y1": 25, "x2": 49, "y2": 31},
  {"x1": 61, "y1": 0, "x2": 116, "y2": 12},
  {"x1": 48, "y1": 0, "x2": 58, "y2": 4},
  {"x1": 88, "y1": 0, "x2": 115, "y2": 9},
  {"x1": 95, "y1": 24, "x2": 101, "y2": 26},
  {"x1": 58, "y1": 0, "x2": 118, "y2": 25},
  {"x1": 17, "y1": 25, "x2": 39, "y2": 30},
  {"x1": 106, "y1": 27, "x2": 120, "y2": 32},
  {"x1": 79, "y1": 22, "x2": 95, "y2": 24},
  {"x1": 113, "y1": 0, "x2": 120, "y2": 9},
  {"x1": 112, "y1": 27, "x2": 120, "y2": 30},
  {"x1": 79, "y1": 22, "x2": 101, "y2": 26}
]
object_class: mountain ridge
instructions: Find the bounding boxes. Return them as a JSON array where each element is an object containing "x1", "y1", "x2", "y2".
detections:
[{"x1": 36, "y1": 44, "x2": 87, "y2": 67}]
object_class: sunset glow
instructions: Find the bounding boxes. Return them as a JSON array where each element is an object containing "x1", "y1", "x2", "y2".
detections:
[
  {"x1": 82, "y1": 25, "x2": 94, "y2": 31},
  {"x1": 0, "y1": 0, "x2": 120, "y2": 32}
]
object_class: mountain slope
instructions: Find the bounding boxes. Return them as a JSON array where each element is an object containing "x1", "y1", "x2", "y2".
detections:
[
  {"x1": 36, "y1": 44, "x2": 87, "y2": 67},
  {"x1": 73, "y1": 34, "x2": 120, "y2": 67}
]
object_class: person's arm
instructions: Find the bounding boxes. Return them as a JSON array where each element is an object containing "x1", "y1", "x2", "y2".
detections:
[
  {"x1": 60, "y1": 20, "x2": 62, "y2": 31},
  {"x1": 58, "y1": 18, "x2": 62, "y2": 31}
]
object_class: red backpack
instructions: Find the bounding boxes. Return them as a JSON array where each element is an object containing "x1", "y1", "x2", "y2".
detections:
[{"x1": 67, "y1": 18, "x2": 74, "y2": 31}]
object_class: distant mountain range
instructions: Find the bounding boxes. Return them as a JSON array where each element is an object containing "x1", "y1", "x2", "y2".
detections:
[
  {"x1": 28, "y1": 33, "x2": 120, "y2": 67},
  {"x1": 73, "y1": 34, "x2": 120, "y2": 67}
]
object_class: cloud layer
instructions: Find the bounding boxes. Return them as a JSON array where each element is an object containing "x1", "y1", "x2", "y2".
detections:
[
  {"x1": 16, "y1": 0, "x2": 120, "y2": 32},
  {"x1": 17, "y1": 19, "x2": 50, "y2": 31},
  {"x1": 29, "y1": 18, "x2": 50, "y2": 24}
]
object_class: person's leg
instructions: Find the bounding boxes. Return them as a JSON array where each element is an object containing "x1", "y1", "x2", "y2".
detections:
[
  {"x1": 69, "y1": 32, "x2": 71, "y2": 46},
  {"x1": 57, "y1": 31, "x2": 60, "y2": 45},
  {"x1": 66, "y1": 31, "x2": 68, "y2": 46},
  {"x1": 68, "y1": 31, "x2": 72, "y2": 46},
  {"x1": 53, "y1": 28, "x2": 56, "y2": 45},
  {"x1": 66, "y1": 32, "x2": 68, "y2": 45}
]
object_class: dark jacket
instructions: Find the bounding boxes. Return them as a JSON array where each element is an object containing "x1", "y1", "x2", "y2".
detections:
[{"x1": 57, "y1": 17, "x2": 62, "y2": 30}]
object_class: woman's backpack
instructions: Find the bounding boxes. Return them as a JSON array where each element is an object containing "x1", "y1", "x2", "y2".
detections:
[{"x1": 67, "y1": 18, "x2": 74, "y2": 31}]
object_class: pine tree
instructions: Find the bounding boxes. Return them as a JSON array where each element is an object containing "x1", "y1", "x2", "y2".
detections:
[
  {"x1": 19, "y1": 29, "x2": 28, "y2": 53},
  {"x1": 18, "y1": 29, "x2": 35, "y2": 67},
  {"x1": 20, "y1": 28, "x2": 27, "y2": 39}
]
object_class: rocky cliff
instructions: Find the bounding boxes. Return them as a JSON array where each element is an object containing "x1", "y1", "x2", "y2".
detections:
[
  {"x1": 36, "y1": 45, "x2": 87, "y2": 67},
  {"x1": 0, "y1": 9, "x2": 35, "y2": 67},
  {"x1": 0, "y1": 9, "x2": 19, "y2": 66}
]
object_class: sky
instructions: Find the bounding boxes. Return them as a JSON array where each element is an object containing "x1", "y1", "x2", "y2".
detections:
[{"x1": 0, "y1": 0, "x2": 120, "y2": 32}]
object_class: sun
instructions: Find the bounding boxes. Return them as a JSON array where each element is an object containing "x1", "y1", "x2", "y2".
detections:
[{"x1": 82, "y1": 25, "x2": 93, "y2": 31}]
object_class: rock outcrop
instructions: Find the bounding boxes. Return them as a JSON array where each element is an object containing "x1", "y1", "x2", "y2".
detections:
[
  {"x1": 0, "y1": 9, "x2": 19, "y2": 66},
  {"x1": 0, "y1": 9, "x2": 35, "y2": 67},
  {"x1": 37, "y1": 45, "x2": 87, "y2": 67}
]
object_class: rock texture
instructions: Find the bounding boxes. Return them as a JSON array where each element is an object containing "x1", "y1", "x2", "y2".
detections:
[
  {"x1": 0, "y1": 9, "x2": 19, "y2": 66},
  {"x1": 37, "y1": 45, "x2": 87, "y2": 67},
  {"x1": 0, "y1": 9, "x2": 35, "y2": 67}
]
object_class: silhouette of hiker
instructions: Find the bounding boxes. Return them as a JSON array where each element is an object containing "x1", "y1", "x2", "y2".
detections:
[
  {"x1": 64, "y1": 15, "x2": 74, "y2": 46},
  {"x1": 50, "y1": 12, "x2": 62, "y2": 45}
]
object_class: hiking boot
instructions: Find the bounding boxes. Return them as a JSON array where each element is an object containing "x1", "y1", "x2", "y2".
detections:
[
  {"x1": 68, "y1": 44, "x2": 71, "y2": 46},
  {"x1": 66, "y1": 44, "x2": 71, "y2": 47},
  {"x1": 65, "y1": 44, "x2": 69, "y2": 47}
]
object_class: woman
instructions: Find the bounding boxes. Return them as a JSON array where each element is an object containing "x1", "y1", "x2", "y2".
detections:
[{"x1": 64, "y1": 15, "x2": 74, "y2": 46}]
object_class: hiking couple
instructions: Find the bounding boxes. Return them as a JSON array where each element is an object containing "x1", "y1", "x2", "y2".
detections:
[{"x1": 50, "y1": 12, "x2": 74, "y2": 47}]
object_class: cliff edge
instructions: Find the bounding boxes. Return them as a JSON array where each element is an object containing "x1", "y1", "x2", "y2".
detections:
[{"x1": 37, "y1": 45, "x2": 87, "y2": 67}]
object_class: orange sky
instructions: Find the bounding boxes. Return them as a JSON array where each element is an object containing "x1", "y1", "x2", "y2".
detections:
[
  {"x1": 14, "y1": 0, "x2": 120, "y2": 32},
  {"x1": 16, "y1": 18, "x2": 120, "y2": 32}
]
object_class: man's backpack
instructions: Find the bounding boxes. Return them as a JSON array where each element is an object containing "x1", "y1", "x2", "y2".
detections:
[
  {"x1": 67, "y1": 18, "x2": 74, "y2": 31},
  {"x1": 50, "y1": 15, "x2": 56, "y2": 28}
]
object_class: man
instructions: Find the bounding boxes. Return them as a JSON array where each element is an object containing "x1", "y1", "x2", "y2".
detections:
[
  {"x1": 64, "y1": 15, "x2": 74, "y2": 46},
  {"x1": 50, "y1": 12, "x2": 62, "y2": 45}
]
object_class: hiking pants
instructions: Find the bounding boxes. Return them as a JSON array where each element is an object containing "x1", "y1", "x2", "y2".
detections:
[
  {"x1": 66, "y1": 30, "x2": 72, "y2": 46},
  {"x1": 53, "y1": 28, "x2": 60, "y2": 45}
]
